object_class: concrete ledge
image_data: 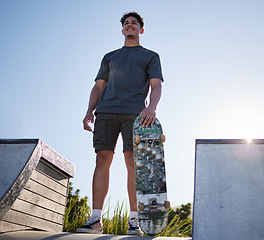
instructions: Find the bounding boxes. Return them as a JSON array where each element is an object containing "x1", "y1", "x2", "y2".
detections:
[{"x1": 0, "y1": 231, "x2": 192, "y2": 240}]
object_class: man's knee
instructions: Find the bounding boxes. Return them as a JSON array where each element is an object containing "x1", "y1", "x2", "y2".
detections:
[{"x1": 96, "y1": 150, "x2": 113, "y2": 169}]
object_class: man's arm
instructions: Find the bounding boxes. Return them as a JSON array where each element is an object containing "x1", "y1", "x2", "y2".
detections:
[
  {"x1": 140, "y1": 78, "x2": 162, "y2": 127},
  {"x1": 83, "y1": 79, "x2": 106, "y2": 132}
]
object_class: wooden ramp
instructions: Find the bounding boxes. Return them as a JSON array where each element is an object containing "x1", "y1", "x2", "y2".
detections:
[
  {"x1": 0, "y1": 139, "x2": 75, "y2": 233},
  {"x1": 0, "y1": 230, "x2": 192, "y2": 240}
]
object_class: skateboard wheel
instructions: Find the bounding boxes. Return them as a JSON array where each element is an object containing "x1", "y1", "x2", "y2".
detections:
[
  {"x1": 138, "y1": 202, "x2": 145, "y2": 211},
  {"x1": 161, "y1": 135, "x2": 166, "y2": 142},
  {"x1": 135, "y1": 135, "x2": 140, "y2": 144},
  {"x1": 164, "y1": 200, "x2": 170, "y2": 209}
]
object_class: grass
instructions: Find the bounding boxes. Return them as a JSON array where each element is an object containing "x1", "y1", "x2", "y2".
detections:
[
  {"x1": 159, "y1": 211, "x2": 192, "y2": 237},
  {"x1": 102, "y1": 200, "x2": 129, "y2": 235},
  {"x1": 63, "y1": 186, "x2": 91, "y2": 232},
  {"x1": 63, "y1": 186, "x2": 192, "y2": 237}
]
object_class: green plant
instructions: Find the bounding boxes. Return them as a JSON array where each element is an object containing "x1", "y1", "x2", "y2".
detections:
[
  {"x1": 162, "y1": 203, "x2": 192, "y2": 237},
  {"x1": 102, "y1": 200, "x2": 129, "y2": 235},
  {"x1": 63, "y1": 182, "x2": 91, "y2": 232},
  {"x1": 158, "y1": 208, "x2": 192, "y2": 237}
]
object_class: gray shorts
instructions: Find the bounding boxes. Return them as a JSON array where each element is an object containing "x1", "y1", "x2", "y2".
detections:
[{"x1": 93, "y1": 113, "x2": 138, "y2": 153}]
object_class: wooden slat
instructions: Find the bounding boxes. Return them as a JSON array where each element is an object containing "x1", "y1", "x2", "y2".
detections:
[
  {"x1": 36, "y1": 159, "x2": 69, "y2": 187},
  {"x1": 10, "y1": 198, "x2": 64, "y2": 224},
  {"x1": 24, "y1": 179, "x2": 67, "y2": 205},
  {"x1": 40, "y1": 141, "x2": 75, "y2": 178},
  {"x1": 2, "y1": 209, "x2": 62, "y2": 232},
  {"x1": 0, "y1": 221, "x2": 31, "y2": 233},
  {"x1": 17, "y1": 188, "x2": 66, "y2": 214},
  {"x1": 30, "y1": 170, "x2": 68, "y2": 196}
]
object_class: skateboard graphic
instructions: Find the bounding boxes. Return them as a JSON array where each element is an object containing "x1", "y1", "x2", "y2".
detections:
[{"x1": 133, "y1": 115, "x2": 170, "y2": 235}]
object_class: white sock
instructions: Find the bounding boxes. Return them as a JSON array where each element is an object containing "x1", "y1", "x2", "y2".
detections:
[
  {"x1": 92, "y1": 209, "x2": 102, "y2": 219},
  {"x1": 130, "y1": 211, "x2": 138, "y2": 219}
]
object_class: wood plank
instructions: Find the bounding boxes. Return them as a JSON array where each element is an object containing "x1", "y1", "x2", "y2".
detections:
[
  {"x1": 40, "y1": 141, "x2": 75, "y2": 178},
  {"x1": 2, "y1": 209, "x2": 62, "y2": 232},
  {"x1": 36, "y1": 159, "x2": 69, "y2": 187},
  {"x1": 30, "y1": 170, "x2": 68, "y2": 196},
  {"x1": 24, "y1": 179, "x2": 67, "y2": 205},
  {"x1": 0, "y1": 221, "x2": 31, "y2": 233},
  {"x1": 10, "y1": 198, "x2": 64, "y2": 224},
  {"x1": 17, "y1": 188, "x2": 66, "y2": 214}
]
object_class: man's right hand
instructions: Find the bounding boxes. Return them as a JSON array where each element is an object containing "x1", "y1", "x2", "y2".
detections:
[
  {"x1": 83, "y1": 79, "x2": 106, "y2": 132},
  {"x1": 83, "y1": 111, "x2": 94, "y2": 132}
]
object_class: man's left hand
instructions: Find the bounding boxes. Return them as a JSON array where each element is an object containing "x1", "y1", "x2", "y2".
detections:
[{"x1": 139, "y1": 107, "x2": 156, "y2": 127}]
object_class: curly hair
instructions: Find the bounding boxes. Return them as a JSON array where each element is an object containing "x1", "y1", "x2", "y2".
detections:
[{"x1": 120, "y1": 11, "x2": 144, "y2": 28}]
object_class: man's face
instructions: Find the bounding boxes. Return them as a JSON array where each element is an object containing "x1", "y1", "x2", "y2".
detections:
[{"x1": 122, "y1": 16, "x2": 144, "y2": 38}]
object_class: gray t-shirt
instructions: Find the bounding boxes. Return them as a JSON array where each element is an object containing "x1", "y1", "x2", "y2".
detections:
[{"x1": 95, "y1": 45, "x2": 163, "y2": 115}]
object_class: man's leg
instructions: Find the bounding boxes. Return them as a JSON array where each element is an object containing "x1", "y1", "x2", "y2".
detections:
[
  {"x1": 120, "y1": 114, "x2": 138, "y2": 212},
  {"x1": 77, "y1": 150, "x2": 113, "y2": 234},
  {"x1": 124, "y1": 150, "x2": 143, "y2": 236},
  {"x1": 124, "y1": 150, "x2": 137, "y2": 211},
  {"x1": 77, "y1": 113, "x2": 118, "y2": 233},
  {"x1": 93, "y1": 150, "x2": 114, "y2": 210}
]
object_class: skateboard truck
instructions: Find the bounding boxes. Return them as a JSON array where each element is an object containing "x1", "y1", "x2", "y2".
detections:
[
  {"x1": 138, "y1": 200, "x2": 170, "y2": 211},
  {"x1": 134, "y1": 134, "x2": 166, "y2": 145}
]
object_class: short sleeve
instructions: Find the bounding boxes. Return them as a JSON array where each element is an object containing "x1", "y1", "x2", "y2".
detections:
[
  {"x1": 147, "y1": 54, "x2": 164, "y2": 82},
  {"x1": 95, "y1": 54, "x2": 109, "y2": 82}
]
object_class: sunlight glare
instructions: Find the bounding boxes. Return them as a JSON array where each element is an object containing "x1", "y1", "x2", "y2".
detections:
[{"x1": 246, "y1": 138, "x2": 252, "y2": 144}]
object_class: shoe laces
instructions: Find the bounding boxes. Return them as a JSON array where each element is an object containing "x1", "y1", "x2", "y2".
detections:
[{"x1": 129, "y1": 218, "x2": 139, "y2": 228}]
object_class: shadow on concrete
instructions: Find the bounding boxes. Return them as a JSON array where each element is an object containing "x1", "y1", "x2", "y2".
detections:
[
  {"x1": 38, "y1": 232, "x2": 160, "y2": 240},
  {"x1": 0, "y1": 231, "x2": 192, "y2": 240}
]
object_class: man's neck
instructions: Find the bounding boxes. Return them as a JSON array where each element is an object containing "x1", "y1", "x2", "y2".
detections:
[{"x1": 124, "y1": 37, "x2": 140, "y2": 47}]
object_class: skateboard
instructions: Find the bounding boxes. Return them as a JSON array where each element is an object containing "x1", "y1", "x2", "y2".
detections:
[{"x1": 133, "y1": 115, "x2": 170, "y2": 235}]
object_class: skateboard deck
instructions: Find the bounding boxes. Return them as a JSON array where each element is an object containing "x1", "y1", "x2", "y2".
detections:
[{"x1": 133, "y1": 115, "x2": 170, "y2": 235}]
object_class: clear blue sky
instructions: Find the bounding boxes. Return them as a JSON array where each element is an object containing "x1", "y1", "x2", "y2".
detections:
[{"x1": 1, "y1": 0, "x2": 264, "y2": 212}]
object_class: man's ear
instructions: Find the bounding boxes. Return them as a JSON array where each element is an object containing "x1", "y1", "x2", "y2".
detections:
[{"x1": 140, "y1": 28, "x2": 144, "y2": 35}]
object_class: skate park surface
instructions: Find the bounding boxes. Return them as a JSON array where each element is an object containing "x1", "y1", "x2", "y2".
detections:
[{"x1": 0, "y1": 231, "x2": 191, "y2": 240}]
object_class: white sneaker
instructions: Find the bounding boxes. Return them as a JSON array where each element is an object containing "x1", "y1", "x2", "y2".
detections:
[
  {"x1": 127, "y1": 218, "x2": 143, "y2": 236},
  {"x1": 76, "y1": 216, "x2": 103, "y2": 234}
]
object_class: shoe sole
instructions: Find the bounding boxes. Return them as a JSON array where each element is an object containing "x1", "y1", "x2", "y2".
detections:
[{"x1": 127, "y1": 230, "x2": 144, "y2": 236}]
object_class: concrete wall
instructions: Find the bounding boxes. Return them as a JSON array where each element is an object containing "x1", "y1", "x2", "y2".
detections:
[{"x1": 193, "y1": 139, "x2": 264, "y2": 240}]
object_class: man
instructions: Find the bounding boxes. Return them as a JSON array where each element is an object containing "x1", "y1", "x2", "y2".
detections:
[{"x1": 77, "y1": 11, "x2": 164, "y2": 235}]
